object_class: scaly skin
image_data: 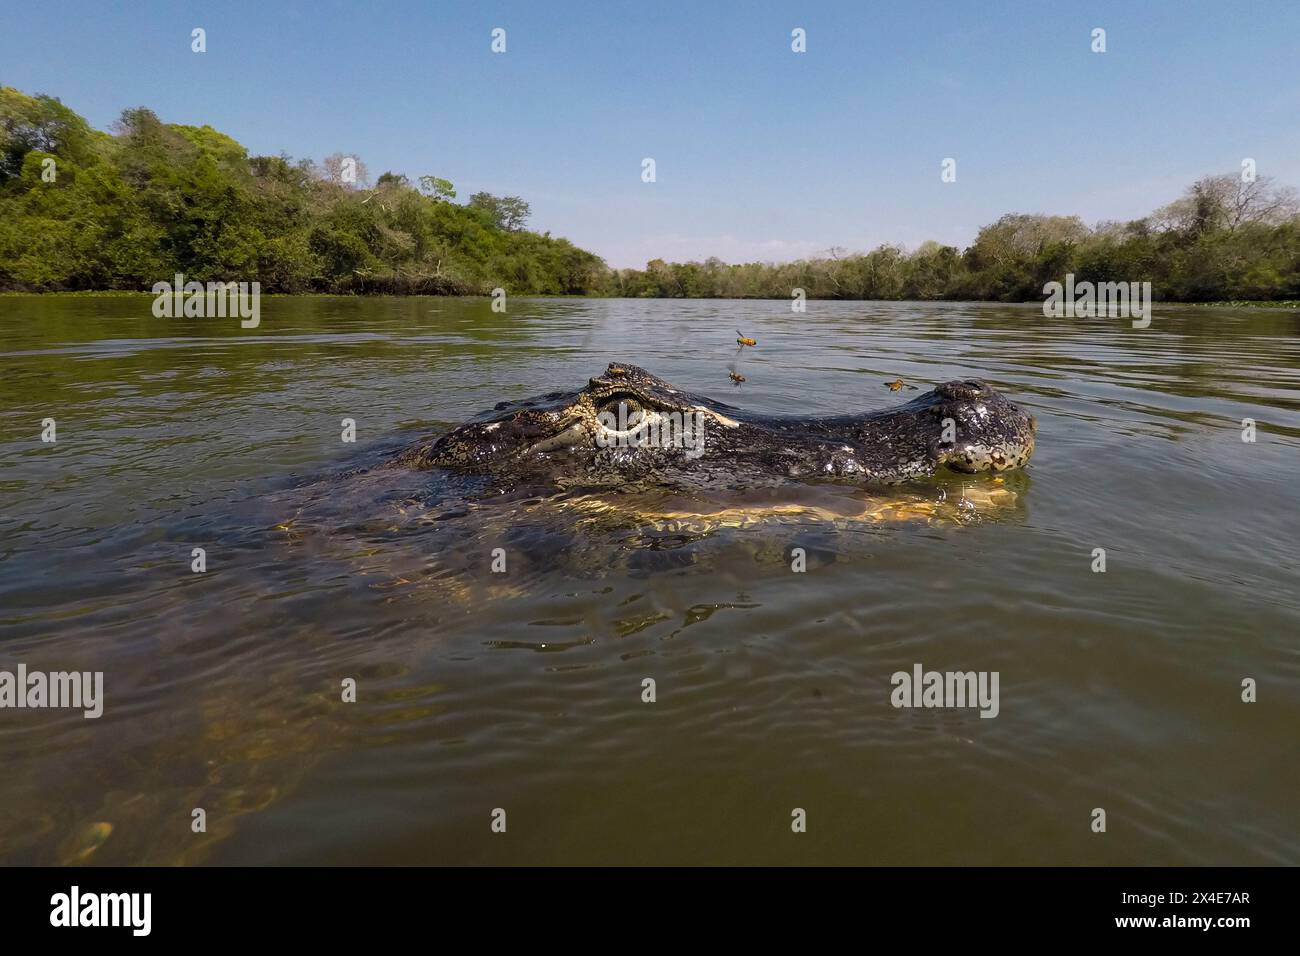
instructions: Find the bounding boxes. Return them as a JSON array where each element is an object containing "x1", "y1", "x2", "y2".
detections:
[{"x1": 397, "y1": 363, "x2": 1036, "y2": 491}]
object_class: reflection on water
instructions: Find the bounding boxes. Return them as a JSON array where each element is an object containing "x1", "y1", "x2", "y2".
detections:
[{"x1": 0, "y1": 296, "x2": 1297, "y2": 865}]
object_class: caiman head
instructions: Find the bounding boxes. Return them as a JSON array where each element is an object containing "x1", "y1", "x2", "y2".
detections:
[{"x1": 398, "y1": 363, "x2": 1036, "y2": 490}]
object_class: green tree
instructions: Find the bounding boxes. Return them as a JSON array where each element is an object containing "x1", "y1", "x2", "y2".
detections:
[
  {"x1": 417, "y1": 175, "x2": 456, "y2": 201},
  {"x1": 468, "y1": 192, "x2": 531, "y2": 231}
]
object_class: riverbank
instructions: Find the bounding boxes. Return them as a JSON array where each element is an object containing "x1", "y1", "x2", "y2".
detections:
[{"x1": 4, "y1": 291, "x2": 1299, "y2": 308}]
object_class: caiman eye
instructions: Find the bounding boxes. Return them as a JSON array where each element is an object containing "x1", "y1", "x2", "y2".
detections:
[{"x1": 597, "y1": 395, "x2": 646, "y2": 420}]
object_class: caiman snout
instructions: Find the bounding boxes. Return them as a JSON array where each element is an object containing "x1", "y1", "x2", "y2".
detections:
[{"x1": 927, "y1": 380, "x2": 1036, "y2": 475}]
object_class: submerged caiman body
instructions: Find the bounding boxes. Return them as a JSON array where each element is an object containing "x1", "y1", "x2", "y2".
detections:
[{"x1": 397, "y1": 363, "x2": 1036, "y2": 491}]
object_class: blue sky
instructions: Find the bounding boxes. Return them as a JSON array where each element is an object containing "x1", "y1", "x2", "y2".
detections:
[{"x1": 3, "y1": 0, "x2": 1298, "y2": 267}]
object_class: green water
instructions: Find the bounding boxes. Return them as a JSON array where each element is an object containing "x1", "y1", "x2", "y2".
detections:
[{"x1": 0, "y1": 295, "x2": 1297, "y2": 865}]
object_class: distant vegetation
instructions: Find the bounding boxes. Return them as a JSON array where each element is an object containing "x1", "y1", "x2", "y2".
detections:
[
  {"x1": 4, "y1": 87, "x2": 1299, "y2": 303},
  {"x1": 607, "y1": 177, "x2": 1300, "y2": 303},
  {"x1": 0, "y1": 88, "x2": 605, "y2": 295}
]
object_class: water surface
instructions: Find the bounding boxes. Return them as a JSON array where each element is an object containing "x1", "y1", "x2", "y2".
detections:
[{"x1": 1, "y1": 296, "x2": 1297, "y2": 865}]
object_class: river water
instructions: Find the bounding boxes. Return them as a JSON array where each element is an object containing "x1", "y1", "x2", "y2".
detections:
[{"x1": 0, "y1": 295, "x2": 1296, "y2": 864}]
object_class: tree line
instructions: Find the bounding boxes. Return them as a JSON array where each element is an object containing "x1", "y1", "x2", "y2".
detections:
[
  {"x1": 0, "y1": 88, "x2": 605, "y2": 295},
  {"x1": 3, "y1": 88, "x2": 1298, "y2": 302},
  {"x1": 606, "y1": 176, "x2": 1300, "y2": 302}
]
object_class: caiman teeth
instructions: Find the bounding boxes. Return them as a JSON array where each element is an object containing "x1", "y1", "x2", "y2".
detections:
[
  {"x1": 525, "y1": 421, "x2": 587, "y2": 454},
  {"x1": 697, "y1": 406, "x2": 739, "y2": 428}
]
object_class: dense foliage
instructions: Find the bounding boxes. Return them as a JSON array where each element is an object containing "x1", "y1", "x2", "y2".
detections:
[
  {"x1": 607, "y1": 186, "x2": 1300, "y2": 302},
  {"x1": 0, "y1": 88, "x2": 607, "y2": 294},
  {"x1": 4, "y1": 88, "x2": 1299, "y2": 302}
]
